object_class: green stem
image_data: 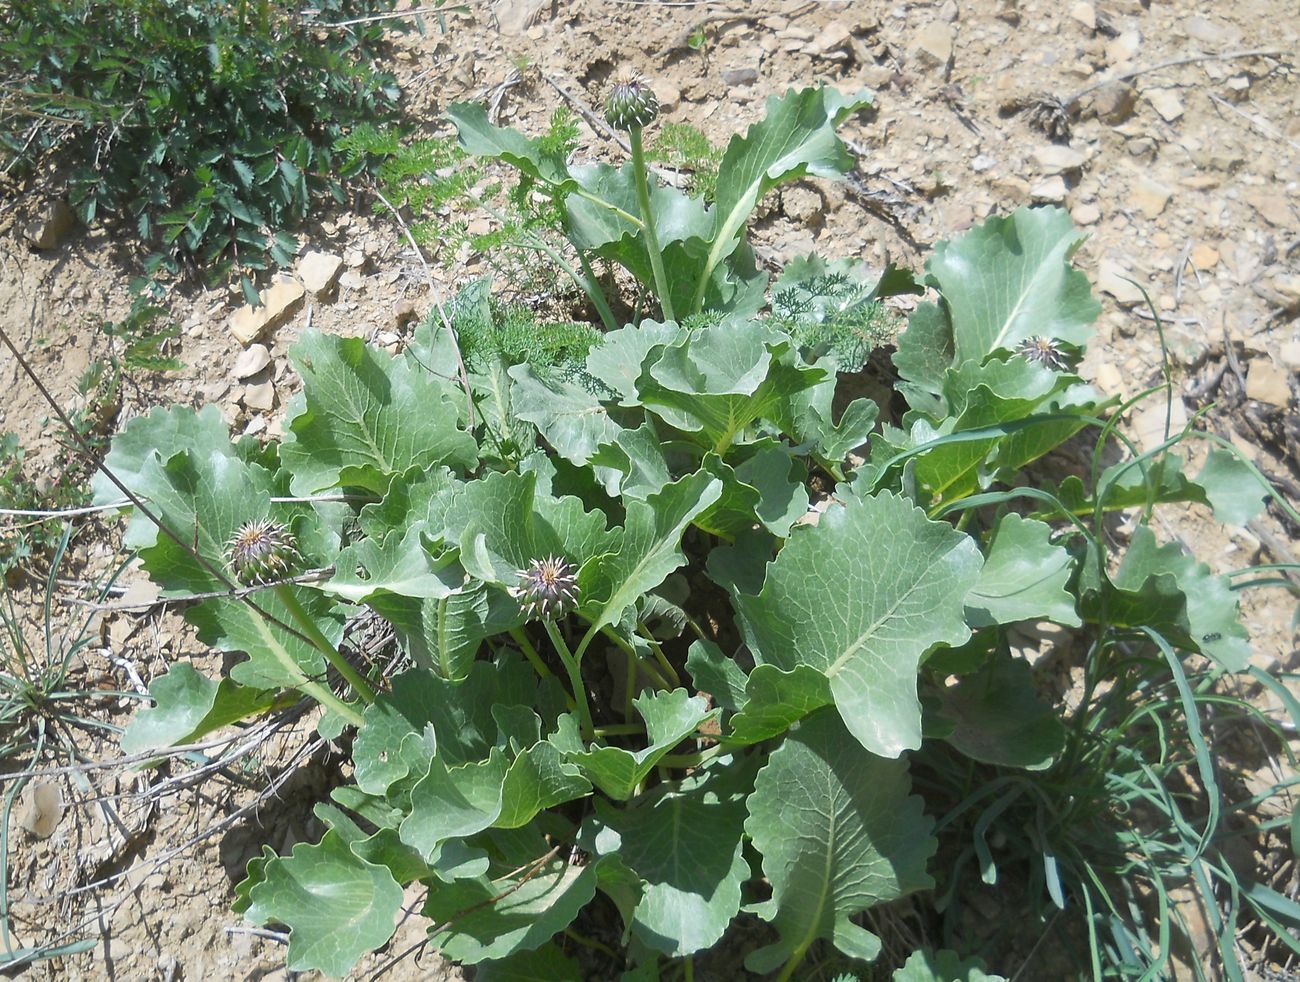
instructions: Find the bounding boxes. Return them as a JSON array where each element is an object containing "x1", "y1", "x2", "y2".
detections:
[
  {"x1": 509, "y1": 627, "x2": 555, "y2": 682},
  {"x1": 638, "y1": 620, "x2": 681, "y2": 687},
  {"x1": 659, "y1": 744, "x2": 724, "y2": 769},
  {"x1": 544, "y1": 619, "x2": 594, "y2": 741},
  {"x1": 272, "y1": 584, "x2": 373, "y2": 716},
  {"x1": 599, "y1": 625, "x2": 671, "y2": 690},
  {"x1": 629, "y1": 126, "x2": 676, "y2": 322},
  {"x1": 574, "y1": 249, "x2": 620, "y2": 331}
]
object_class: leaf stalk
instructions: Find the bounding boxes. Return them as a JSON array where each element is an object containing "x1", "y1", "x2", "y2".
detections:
[{"x1": 629, "y1": 126, "x2": 676, "y2": 322}]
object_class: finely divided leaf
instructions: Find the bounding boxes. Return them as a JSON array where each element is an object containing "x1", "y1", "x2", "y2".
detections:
[{"x1": 734, "y1": 491, "x2": 982, "y2": 757}]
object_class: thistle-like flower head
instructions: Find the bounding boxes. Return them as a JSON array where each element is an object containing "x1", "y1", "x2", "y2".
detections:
[
  {"x1": 514, "y1": 555, "x2": 579, "y2": 621},
  {"x1": 604, "y1": 70, "x2": 660, "y2": 131},
  {"x1": 1015, "y1": 335, "x2": 1074, "y2": 372},
  {"x1": 226, "y1": 519, "x2": 300, "y2": 585}
]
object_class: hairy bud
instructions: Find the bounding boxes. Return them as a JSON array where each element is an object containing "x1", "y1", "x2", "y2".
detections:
[
  {"x1": 604, "y1": 71, "x2": 660, "y2": 131},
  {"x1": 514, "y1": 556, "x2": 579, "y2": 621},
  {"x1": 226, "y1": 519, "x2": 300, "y2": 585}
]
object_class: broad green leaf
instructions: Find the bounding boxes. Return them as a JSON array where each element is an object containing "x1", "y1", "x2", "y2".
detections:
[
  {"x1": 588, "y1": 768, "x2": 750, "y2": 956},
  {"x1": 684, "y1": 639, "x2": 748, "y2": 713},
  {"x1": 744, "y1": 709, "x2": 935, "y2": 973},
  {"x1": 320, "y1": 525, "x2": 464, "y2": 602},
  {"x1": 93, "y1": 404, "x2": 233, "y2": 510},
  {"x1": 280, "y1": 330, "x2": 477, "y2": 495},
  {"x1": 893, "y1": 949, "x2": 1006, "y2": 982},
  {"x1": 966, "y1": 514, "x2": 1080, "y2": 628},
  {"x1": 402, "y1": 751, "x2": 511, "y2": 854},
  {"x1": 439, "y1": 469, "x2": 617, "y2": 590},
  {"x1": 568, "y1": 688, "x2": 714, "y2": 800},
  {"x1": 424, "y1": 859, "x2": 597, "y2": 964},
  {"x1": 475, "y1": 942, "x2": 582, "y2": 981},
  {"x1": 1194, "y1": 447, "x2": 1267, "y2": 525},
  {"x1": 448, "y1": 101, "x2": 576, "y2": 189},
  {"x1": 734, "y1": 491, "x2": 982, "y2": 756},
  {"x1": 509, "y1": 363, "x2": 625, "y2": 476},
  {"x1": 244, "y1": 830, "x2": 403, "y2": 977},
  {"x1": 925, "y1": 206, "x2": 1100, "y2": 365},
  {"x1": 370, "y1": 581, "x2": 522, "y2": 679},
  {"x1": 694, "y1": 455, "x2": 763, "y2": 539},
  {"x1": 893, "y1": 302, "x2": 954, "y2": 418},
  {"x1": 121, "y1": 661, "x2": 279, "y2": 754},
  {"x1": 775, "y1": 368, "x2": 880, "y2": 465},
  {"x1": 635, "y1": 321, "x2": 825, "y2": 454},
  {"x1": 728, "y1": 665, "x2": 833, "y2": 745},
  {"x1": 578, "y1": 470, "x2": 722, "y2": 635},
  {"x1": 935, "y1": 651, "x2": 1065, "y2": 770},
  {"x1": 590, "y1": 423, "x2": 674, "y2": 501},
  {"x1": 586, "y1": 320, "x2": 684, "y2": 405},
  {"x1": 1089, "y1": 525, "x2": 1251, "y2": 671},
  {"x1": 357, "y1": 466, "x2": 460, "y2": 542},
  {"x1": 734, "y1": 441, "x2": 809, "y2": 537},
  {"x1": 693, "y1": 86, "x2": 873, "y2": 313}
]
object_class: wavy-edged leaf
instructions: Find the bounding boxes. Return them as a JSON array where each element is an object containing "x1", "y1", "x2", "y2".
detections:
[
  {"x1": 424, "y1": 858, "x2": 597, "y2": 964},
  {"x1": 935, "y1": 651, "x2": 1065, "y2": 770},
  {"x1": 509, "y1": 363, "x2": 625, "y2": 476},
  {"x1": 475, "y1": 942, "x2": 583, "y2": 981},
  {"x1": 280, "y1": 330, "x2": 477, "y2": 495},
  {"x1": 734, "y1": 491, "x2": 982, "y2": 756},
  {"x1": 120, "y1": 661, "x2": 279, "y2": 754},
  {"x1": 321, "y1": 525, "x2": 464, "y2": 602},
  {"x1": 447, "y1": 101, "x2": 576, "y2": 188},
  {"x1": 728, "y1": 665, "x2": 832, "y2": 745},
  {"x1": 586, "y1": 320, "x2": 684, "y2": 406},
  {"x1": 244, "y1": 830, "x2": 403, "y2": 977},
  {"x1": 684, "y1": 639, "x2": 748, "y2": 714},
  {"x1": 893, "y1": 949, "x2": 1006, "y2": 982},
  {"x1": 744, "y1": 709, "x2": 935, "y2": 973},
  {"x1": 966, "y1": 513, "x2": 1080, "y2": 628}
]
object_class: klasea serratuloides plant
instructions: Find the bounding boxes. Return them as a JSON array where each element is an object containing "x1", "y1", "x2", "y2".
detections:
[{"x1": 97, "y1": 83, "x2": 1289, "y2": 979}]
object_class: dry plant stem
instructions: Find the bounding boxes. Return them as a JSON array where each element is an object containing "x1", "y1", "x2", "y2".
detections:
[
  {"x1": 272, "y1": 583, "x2": 375, "y2": 704},
  {"x1": 629, "y1": 126, "x2": 677, "y2": 322},
  {"x1": 0, "y1": 322, "x2": 364, "y2": 725},
  {"x1": 1064, "y1": 48, "x2": 1288, "y2": 107}
]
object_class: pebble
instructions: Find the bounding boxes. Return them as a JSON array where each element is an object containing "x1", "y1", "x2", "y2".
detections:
[
  {"x1": 1071, "y1": 202, "x2": 1101, "y2": 225},
  {"x1": 1089, "y1": 81, "x2": 1138, "y2": 124},
  {"x1": 1030, "y1": 175, "x2": 1068, "y2": 204},
  {"x1": 1032, "y1": 145, "x2": 1089, "y2": 176},
  {"x1": 722, "y1": 67, "x2": 759, "y2": 86},
  {"x1": 297, "y1": 250, "x2": 343, "y2": 294},
  {"x1": 228, "y1": 278, "x2": 304, "y2": 346},
  {"x1": 1190, "y1": 243, "x2": 1220, "y2": 269},
  {"x1": 1068, "y1": 1, "x2": 1095, "y2": 30},
  {"x1": 971, "y1": 154, "x2": 996, "y2": 173},
  {"x1": 910, "y1": 22, "x2": 954, "y2": 70},
  {"x1": 23, "y1": 199, "x2": 76, "y2": 251},
  {"x1": 1183, "y1": 15, "x2": 1242, "y2": 46},
  {"x1": 1097, "y1": 258, "x2": 1146, "y2": 306},
  {"x1": 652, "y1": 80, "x2": 681, "y2": 113},
  {"x1": 1105, "y1": 31, "x2": 1140, "y2": 66},
  {"x1": 1245, "y1": 359, "x2": 1293, "y2": 408},
  {"x1": 1277, "y1": 342, "x2": 1300, "y2": 371},
  {"x1": 233, "y1": 343, "x2": 272, "y2": 380},
  {"x1": 243, "y1": 380, "x2": 276, "y2": 412},
  {"x1": 1146, "y1": 89, "x2": 1185, "y2": 123},
  {"x1": 806, "y1": 21, "x2": 851, "y2": 58},
  {"x1": 1130, "y1": 177, "x2": 1172, "y2": 219}
]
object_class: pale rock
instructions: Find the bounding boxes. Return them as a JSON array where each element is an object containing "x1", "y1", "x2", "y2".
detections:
[
  {"x1": 910, "y1": 22, "x2": 954, "y2": 70},
  {"x1": 1071, "y1": 202, "x2": 1101, "y2": 225},
  {"x1": 722, "y1": 67, "x2": 759, "y2": 86},
  {"x1": 1225, "y1": 75, "x2": 1251, "y2": 100},
  {"x1": 1133, "y1": 396, "x2": 1188, "y2": 454},
  {"x1": 1130, "y1": 177, "x2": 1172, "y2": 219},
  {"x1": 1032, "y1": 144, "x2": 1088, "y2": 175},
  {"x1": 1183, "y1": 15, "x2": 1242, "y2": 46},
  {"x1": 233, "y1": 343, "x2": 272, "y2": 380},
  {"x1": 1166, "y1": 324, "x2": 1210, "y2": 367},
  {"x1": 1030, "y1": 175, "x2": 1068, "y2": 203},
  {"x1": 1190, "y1": 243, "x2": 1219, "y2": 269},
  {"x1": 1105, "y1": 30, "x2": 1141, "y2": 66},
  {"x1": 1095, "y1": 360, "x2": 1125, "y2": 395},
  {"x1": 297, "y1": 250, "x2": 343, "y2": 294},
  {"x1": 1146, "y1": 89, "x2": 1185, "y2": 123},
  {"x1": 493, "y1": 0, "x2": 546, "y2": 35},
  {"x1": 993, "y1": 175, "x2": 1031, "y2": 198},
  {"x1": 782, "y1": 187, "x2": 824, "y2": 226},
  {"x1": 1246, "y1": 359, "x2": 1293, "y2": 408},
  {"x1": 939, "y1": 0, "x2": 959, "y2": 22},
  {"x1": 1244, "y1": 191, "x2": 1297, "y2": 228},
  {"x1": 345, "y1": 248, "x2": 366, "y2": 269},
  {"x1": 1097, "y1": 258, "x2": 1146, "y2": 305},
  {"x1": 339, "y1": 269, "x2": 365, "y2": 292},
  {"x1": 1258, "y1": 274, "x2": 1300, "y2": 312},
  {"x1": 23, "y1": 199, "x2": 76, "y2": 251},
  {"x1": 243, "y1": 380, "x2": 276, "y2": 412},
  {"x1": 1088, "y1": 81, "x2": 1138, "y2": 124},
  {"x1": 228, "y1": 278, "x2": 304, "y2": 346},
  {"x1": 652, "y1": 80, "x2": 681, "y2": 113},
  {"x1": 1277, "y1": 342, "x2": 1300, "y2": 371},
  {"x1": 971, "y1": 154, "x2": 996, "y2": 173},
  {"x1": 1068, "y1": 1, "x2": 1096, "y2": 30},
  {"x1": 809, "y1": 21, "x2": 852, "y2": 57}
]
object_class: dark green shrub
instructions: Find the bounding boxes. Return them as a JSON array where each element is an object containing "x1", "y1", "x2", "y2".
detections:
[{"x1": 0, "y1": 0, "x2": 402, "y2": 291}]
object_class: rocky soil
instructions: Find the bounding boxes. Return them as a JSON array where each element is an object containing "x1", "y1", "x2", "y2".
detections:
[{"x1": 1, "y1": 0, "x2": 1297, "y2": 978}]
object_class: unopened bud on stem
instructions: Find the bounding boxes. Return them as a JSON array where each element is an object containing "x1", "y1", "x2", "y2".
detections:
[{"x1": 605, "y1": 71, "x2": 660, "y2": 132}]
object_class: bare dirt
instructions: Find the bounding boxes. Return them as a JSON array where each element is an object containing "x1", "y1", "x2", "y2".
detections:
[{"x1": 1, "y1": 0, "x2": 1297, "y2": 979}]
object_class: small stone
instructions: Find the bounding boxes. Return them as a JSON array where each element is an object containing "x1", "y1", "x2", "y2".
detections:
[
  {"x1": 1030, "y1": 175, "x2": 1068, "y2": 204},
  {"x1": 1183, "y1": 15, "x2": 1242, "y2": 46},
  {"x1": 1224, "y1": 75, "x2": 1250, "y2": 101},
  {"x1": 17, "y1": 782, "x2": 62, "y2": 838},
  {"x1": 1258, "y1": 274, "x2": 1300, "y2": 312},
  {"x1": 233, "y1": 343, "x2": 272, "y2": 380},
  {"x1": 1166, "y1": 324, "x2": 1210, "y2": 368},
  {"x1": 1133, "y1": 396, "x2": 1188, "y2": 454},
  {"x1": 910, "y1": 22, "x2": 954, "y2": 70},
  {"x1": 808, "y1": 21, "x2": 852, "y2": 57},
  {"x1": 1146, "y1": 89, "x2": 1185, "y2": 123},
  {"x1": 721, "y1": 67, "x2": 758, "y2": 86},
  {"x1": 1244, "y1": 192, "x2": 1297, "y2": 228},
  {"x1": 1095, "y1": 360, "x2": 1124, "y2": 395},
  {"x1": 1032, "y1": 144, "x2": 1089, "y2": 175},
  {"x1": 939, "y1": 0, "x2": 959, "y2": 22},
  {"x1": 1190, "y1": 243, "x2": 1219, "y2": 269},
  {"x1": 782, "y1": 187, "x2": 824, "y2": 226},
  {"x1": 971, "y1": 154, "x2": 996, "y2": 173},
  {"x1": 297, "y1": 250, "x2": 343, "y2": 294},
  {"x1": 1105, "y1": 30, "x2": 1141, "y2": 66},
  {"x1": 345, "y1": 248, "x2": 366, "y2": 269},
  {"x1": 243, "y1": 380, "x2": 276, "y2": 412},
  {"x1": 1246, "y1": 359, "x2": 1293, "y2": 408},
  {"x1": 993, "y1": 175, "x2": 1031, "y2": 198},
  {"x1": 1088, "y1": 81, "x2": 1138, "y2": 124},
  {"x1": 392, "y1": 299, "x2": 419, "y2": 329},
  {"x1": 1277, "y1": 342, "x2": 1300, "y2": 371},
  {"x1": 652, "y1": 80, "x2": 681, "y2": 113},
  {"x1": 1068, "y1": 1, "x2": 1095, "y2": 29},
  {"x1": 1130, "y1": 178, "x2": 1172, "y2": 219},
  {"x1": 228, "y1": 278, "x2": 305, "y2": 346},
  {"x1": 1071, "y1": 202, "x2": 1101, "y2": 225},
  {"x1": 23, "y1": 199, "x2": 76, "y2": 251},
  {"x1": 339, "y1": 269, "x2": 365, "y2": 292},
  {"x1": 1097, "y1": 258, "x2": 1146, "y2": 306}
]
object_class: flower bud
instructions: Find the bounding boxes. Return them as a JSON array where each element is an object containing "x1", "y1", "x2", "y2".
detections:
[
  {"x1": 604, "y1": 71, "x2": 660, "y2": 132},
  {"x1": 226, "y1": 519, "x2": 300, "y2": 585},
  {"x1": 514, "y1": 555, "x2": 579, "y2": 621},
  {"x1": 1015, "y1": 335, "x2": 1073, "y2": 372}
]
